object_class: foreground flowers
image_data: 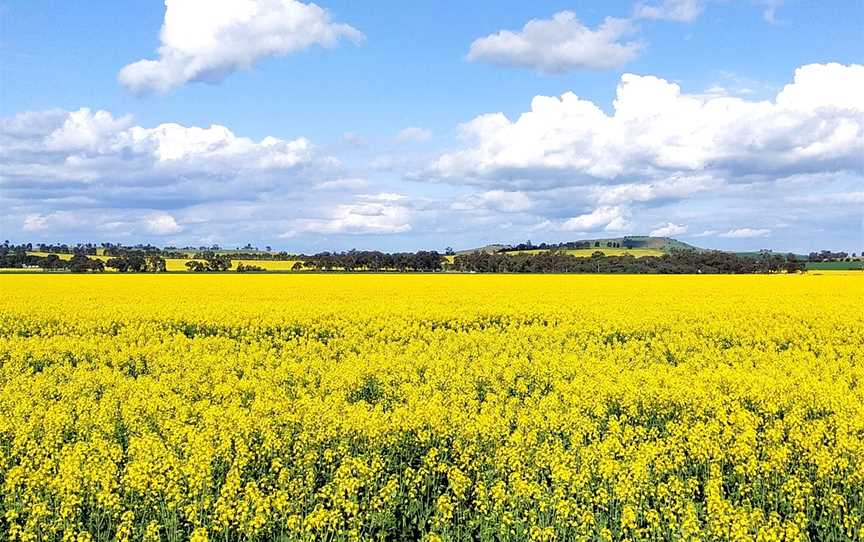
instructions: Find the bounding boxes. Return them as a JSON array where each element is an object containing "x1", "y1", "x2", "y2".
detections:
[{"x1": 0, "y1": 274, "x2": 862, "y2": 541}]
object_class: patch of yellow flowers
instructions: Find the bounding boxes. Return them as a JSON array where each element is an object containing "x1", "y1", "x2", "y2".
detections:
[{"x1": 0, "y1": 274, "x2": 862, "y2": 541}]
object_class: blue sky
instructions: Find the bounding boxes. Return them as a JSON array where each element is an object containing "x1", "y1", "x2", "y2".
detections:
[{"x1": 1, "y1": 0, "x2": 862, "y2": 253}]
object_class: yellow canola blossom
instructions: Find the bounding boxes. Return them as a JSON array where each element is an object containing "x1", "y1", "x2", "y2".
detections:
[{"x1": 0, "y1": 274, "x2": 862, "y2": 541}]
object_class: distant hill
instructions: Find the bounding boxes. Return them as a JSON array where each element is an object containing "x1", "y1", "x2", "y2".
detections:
[
  {"x1": 459, "y1": 236, "x2": 702, "y2": 255},
  {"x1": 455, "y1": 244, "x2": 508, "y2": 255}
]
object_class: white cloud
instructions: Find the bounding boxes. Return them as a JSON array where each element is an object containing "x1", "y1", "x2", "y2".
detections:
[
  {"x1": 0, "y1": 107, "x2": 353, "y2": 243},
  {"x1": 429, "y1": 63, "x2": 864, "y2": 190},
  {"x1": 634, "y1": 0, "x2": 784, "y2": 23},
  {"x1": 283, "y1": 193, "x2": 411, "y2": 236},
  {"x1": 480, "y1": 190, "x2": 533, "y2": 213},
  {"x1": 452, "y1": 190, "x2": 534, "y2": 213},
  {"x1": 692, "y1": 230, "x2": 719, "y2": 238},
  {"x1": 719, "y1": 228, "x2": 771, "y2": 238},
  {"x1": 650, "y1": 222, "x2": 688, "y2": 237},
  {"x1": 592, "y1": 174, "x2": 722, "y2": 205},
  {"x1": 119, "y1": 0, "x2": 363, "y2": 94},
  {"x1": 145, "y1": 213, "x2": 183, "y2": 235},
  {"x1": 634, "y1": 0, "x2": 704, "y2": 22},
  {"x1": 314, "y1": 178, "x2": 369, "y2": 190},
  {"x1": 561, "y1": 206, "x2": 631, "y2": 232},
  {"x1": 1, "y1": 107, "x2": 331, "y2": 201},
  {"x1": 395, "y1": 127, "x2": 432, "y2": 144},
  {"x1": 467, "y1": 11, "x2": 642, "y2": 73},
  {"x1": 22, "y1": 214, "x2": 49, "y2": 232}
]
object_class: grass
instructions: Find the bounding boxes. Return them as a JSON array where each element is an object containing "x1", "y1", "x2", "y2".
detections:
[{"x1": 806, "y1": 261, "x2": 863, "y2": 270}]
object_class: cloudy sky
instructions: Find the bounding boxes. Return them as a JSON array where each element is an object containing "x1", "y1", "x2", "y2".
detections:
[{"x1": 1, "y1": 0, "x2": 862, "y2": 252}]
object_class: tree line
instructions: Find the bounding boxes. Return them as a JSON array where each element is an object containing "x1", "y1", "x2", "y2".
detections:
[
  {"x1": 0, "y1": 251, "x2": 107, "y2": 272},
  {"x1": 808, "y1": 250, "x2": 856, "y2": 262},
  {"x1": 298, "y1": 251, "x2": 444, "y2": 272},
  {"x1": 296, "y1": 249, "x2": 806, "y2": 274},
  {"x1": 0, "y1": 241, "x2": 826, "y2": 274},
  {"x1": 449, "y1": 250, "x2": 806, "y2": 274}
]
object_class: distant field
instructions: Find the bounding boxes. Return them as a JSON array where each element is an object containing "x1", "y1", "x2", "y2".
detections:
[
  {"x1": 505, "y1": 248, "x2": 664, "y2": 258},
  {"x1": 806, "y1": 261, "x2": 863, "y2": 270},
  {"x1": 233, "y1": 259, "x2": 301, "y2": 270},
  {"x1": 27, "y1": 251, "x2": 74, "y2": 260}
]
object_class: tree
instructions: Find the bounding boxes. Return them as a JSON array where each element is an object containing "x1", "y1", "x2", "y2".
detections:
[
  {"x1": 106, "y1": 257, "x2": 129, "y2": 272},
  {"x1": 785, "y1": 254, "x2": 805, "y2": 274},
  {"x1": 237, "y1": 263, "x2": 265, "y2": 272},
  {"x1": 145, "y1": 255, "x2": 167, "y2": 273},
  {"x1": 292, "y1": 261, "x2": 304, "y2": 271},
  {"x1": 69, "y1": 254, "x2": 103, "y2": 273},
  {"x1": 185, "y1": 261, "x2": 207, "y2": 272}
]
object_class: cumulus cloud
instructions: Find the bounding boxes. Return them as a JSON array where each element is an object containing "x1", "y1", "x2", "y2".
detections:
[
  {"x1": 634, "y1": 0, "x2": 704, "y2": 22},
  {"x1": 719, "y1": 228, "x2": 771, "y2": 238},
  {"x1": 650, "y1": 222, "x2": 688, "y2": 237},
  {"x1": 428, "y1": 63, "x2": 864, "y2": 189},
  {"x1": 145, "y1": 213, "x2": 183, "y2": 235},
  {"x1": 451, "y1": 190, "x2": 534, "y2": 213},
  {"x1": 395, "y1": 127, "x2": 432, "y2": 144},
  {"x1": 467, "y1": 11, "x2": 642, "y2": 73},
  {"x1": 561, "y1": 206, "x2": 631, "y2": 232},
  {"x1": 119, "y1": 0, "x2": 363, "y2": 94},
  {"x1": 283, "y1": 193, "x2": 412, "y2": 236},
  {"x1": 479, "y1": 190, "x2": 533, "y2": 213},
  {"x1": 314, "y1": 178, "x2": 369, "y2": 191},
  {"x1": 0, "y1": 107, "x2": 332, "y2": 204},
  {"x1": 592, "y1": 174, "x2": 722, "y2": 205},
  {"x1": 0, "y1": 106, "x2": 352, "y2": 244}
]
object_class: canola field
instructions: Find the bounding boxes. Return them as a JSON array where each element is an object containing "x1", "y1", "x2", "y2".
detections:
[{"x1": 0, "y1": 274, "x2": 862, "y2": 542}]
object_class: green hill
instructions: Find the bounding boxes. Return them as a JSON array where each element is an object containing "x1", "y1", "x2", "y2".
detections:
[
  {"x1": 461, "y1": 236, "x2": 702, "y2": 255},
  {"x1": 569, "y1": 236, "x2": 700, "y2": 251}
]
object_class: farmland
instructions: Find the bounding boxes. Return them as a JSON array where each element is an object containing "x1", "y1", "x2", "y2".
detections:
[
  {"x1": 806, "y1": 261, "x2": 864, "y2": 271},
  {"x1": 1, "y1": 274, "x2": 862, "y2": 541}
]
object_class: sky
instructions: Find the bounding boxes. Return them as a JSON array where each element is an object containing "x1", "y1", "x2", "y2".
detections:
[{"x1": 1, "y1": 0, "x2": 862, "y2": 253}]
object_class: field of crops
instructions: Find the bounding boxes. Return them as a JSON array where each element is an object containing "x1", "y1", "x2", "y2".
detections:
[
  {"x1": 0, "y1": 274, "x2": 862, "y2": 541},
  {"x1": 806, "y1": 261, "x2": 864, "y2": 271}
]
